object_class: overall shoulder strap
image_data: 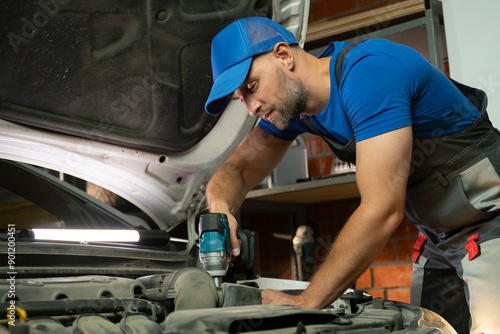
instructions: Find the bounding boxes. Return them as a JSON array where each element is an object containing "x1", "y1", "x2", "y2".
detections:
[
  {"x1": 298, "y1": 41, "x2": 362, "y2": 164},
  {"x1": 300, "y1": 40, "x2": 362, "y2": 135},
  {"x1": 335, "y1": 41, "x2": 361, "y2": 87}
]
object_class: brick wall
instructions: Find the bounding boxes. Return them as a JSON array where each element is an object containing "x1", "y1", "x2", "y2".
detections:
[
  {"x1": 301, "y1": 199, "x2": 418, "y2": 304},
  {"x1": 355, "y1": 217, "x2": 418, "y2": 303},
  {"x1": 303, "y1": 134, "x2": 334, "y2": 178},
  {"x1": 241, "y1": 198, "x2": 419, "y2": 304},
  {"x1": 240, "y1": 211, "x2": 294, "y2": 279}
]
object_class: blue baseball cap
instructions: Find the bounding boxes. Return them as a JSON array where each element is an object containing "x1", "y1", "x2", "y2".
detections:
[{"x1": 204, "y1": 17, "x2": 298, "y2": 115}]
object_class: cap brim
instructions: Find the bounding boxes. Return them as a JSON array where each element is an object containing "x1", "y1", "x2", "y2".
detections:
[{"x1": 205, "y1": 57, "x2": 252, "y2": 115}]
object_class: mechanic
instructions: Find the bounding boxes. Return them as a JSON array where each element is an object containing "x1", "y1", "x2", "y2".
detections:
[{"x1": 204, "y1": 17, "x2": 500, "y2": 333}]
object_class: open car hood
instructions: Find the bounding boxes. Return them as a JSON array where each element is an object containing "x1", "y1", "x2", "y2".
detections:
[{"x1": 0, "y1": 0, "x2": 309, "y2": 232}]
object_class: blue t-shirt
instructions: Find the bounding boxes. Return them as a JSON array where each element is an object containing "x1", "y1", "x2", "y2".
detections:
[{"x1": 258, "y1": 39, "x2": 480, "y2": 143}]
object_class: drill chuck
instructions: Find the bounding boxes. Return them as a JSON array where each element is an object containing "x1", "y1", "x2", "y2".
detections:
[
  {"x1": 199, "y1": 251, "x2": 229, "y2": 276},
  {"x1": 198, "y1": 213, "x2": 230, "y2": 280}
]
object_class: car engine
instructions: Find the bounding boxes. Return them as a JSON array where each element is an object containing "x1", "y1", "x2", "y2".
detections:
[{"x1": 1, "y1": 268, "x2": 455, "y2": 333}]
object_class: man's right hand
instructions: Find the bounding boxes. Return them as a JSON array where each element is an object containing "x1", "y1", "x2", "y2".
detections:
[{"x1": 206, "y1": 127, "x2": 293, "y2": 258}]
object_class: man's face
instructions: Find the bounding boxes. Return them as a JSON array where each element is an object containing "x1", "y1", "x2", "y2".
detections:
[{"x1": 232, "y1": 54, "x2": 308, "y2": 130}]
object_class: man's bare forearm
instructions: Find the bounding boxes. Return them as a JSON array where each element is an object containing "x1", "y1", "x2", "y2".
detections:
[
  {"x1": 205, "y1": 127, "x2": 296, "y2": 256},
  {"x1": 261, "y1": 127, "x2": 412, "y2": 309},
  {"x1": 206, "y1": 127, "x2": 293, "y2": 215},
  {"x1": 295, "y1": 127, "x2": 412, "y2": 309},
  {"x1": 206, "y1": 161, "x2": 249, "y2": 215},
  {"x1": 296, "y1": 204, "x2": 403, "y2": 309}
]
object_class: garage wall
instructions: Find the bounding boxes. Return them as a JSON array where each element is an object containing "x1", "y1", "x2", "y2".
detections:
[
  {"x1": 442, "y1": 0, "x2": 500, "y2": 128},
  {"x1": 303, "y1": 198, "x2": 418, "y2": 301}
]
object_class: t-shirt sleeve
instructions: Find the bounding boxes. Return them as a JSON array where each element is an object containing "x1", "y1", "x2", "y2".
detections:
[{"x1": 340, "y1": 52, "x2": 414, "y2": 142}]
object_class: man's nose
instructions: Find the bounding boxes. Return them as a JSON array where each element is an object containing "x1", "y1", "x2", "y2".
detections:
[
  {"x1": 244, "y1": 97, "x2": 261, "y2": 117},
  {"x1": 243, "y1": 100, "x2": 260, "y2": 117}
]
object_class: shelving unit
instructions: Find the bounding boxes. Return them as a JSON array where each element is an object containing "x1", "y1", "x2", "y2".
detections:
[
  {"x1": 305, "y1": 0, "x2": 445, "y2": 72},
  {"x1": 246, "y1": 173, "x2": 357, "y2": 204}
]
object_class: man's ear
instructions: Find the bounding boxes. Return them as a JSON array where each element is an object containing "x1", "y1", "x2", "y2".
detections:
[{"x1": 272, "y1": 42, "x2": 294, "y2": 70}]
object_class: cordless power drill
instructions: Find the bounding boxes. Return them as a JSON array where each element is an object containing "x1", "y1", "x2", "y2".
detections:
[
  {"x1": 198, "y1": 213, "x2": 230, "y2": 287},
  {"x1": 198, "y1": 213, "x2": 258, "y2": 287}
]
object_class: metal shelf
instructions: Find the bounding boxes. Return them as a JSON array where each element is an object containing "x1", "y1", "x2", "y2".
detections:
[
  {"x1": 246, "y1": 173, "x2": 358, "y2": 204},
  {"x1": 305, "y1": 0, "x2": 426, "y2": 47},
  {"x1": 305, "y1": 0, "x2": 445, "y2": 73}
]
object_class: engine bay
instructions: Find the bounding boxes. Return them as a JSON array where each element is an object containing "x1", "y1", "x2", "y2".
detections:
[{"x1": 0, "y1": 268, "x2": 454, "y2": 333}]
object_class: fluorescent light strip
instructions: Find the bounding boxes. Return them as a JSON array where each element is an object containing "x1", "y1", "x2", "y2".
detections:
[{"x1": 32, "y1": 229, "x2": 140, "y2": 243}]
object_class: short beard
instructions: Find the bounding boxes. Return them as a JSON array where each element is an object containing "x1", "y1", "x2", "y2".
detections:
[{"x1": 273, "y1": 66, "x2": 308, "y2": 130}]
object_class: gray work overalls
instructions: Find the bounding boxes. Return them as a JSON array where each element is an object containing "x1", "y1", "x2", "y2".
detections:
[{"x1": 301, "y1": 77, "x2": 500, "y2": 333}]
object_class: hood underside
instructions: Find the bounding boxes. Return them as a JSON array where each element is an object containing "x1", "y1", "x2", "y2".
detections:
[
  {"x1": 0, "y1": 1, "x2": 274, "y2": 152},
  {"x1": 0, "y1": 0, "x2": 309, "y2": 231}
]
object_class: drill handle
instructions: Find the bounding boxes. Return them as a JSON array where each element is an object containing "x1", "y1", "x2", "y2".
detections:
[{"x1": 230, "y1": 229, "x2": 259, "y2": 280}]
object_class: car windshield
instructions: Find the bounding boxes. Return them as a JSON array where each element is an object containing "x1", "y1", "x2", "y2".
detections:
[{"x1": 0, "y1": 158, "x2": 143, "y2": 230}]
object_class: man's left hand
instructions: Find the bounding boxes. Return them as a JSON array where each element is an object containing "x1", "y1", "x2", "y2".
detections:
[{"x1": 261, "y1": 289, "x2": 304, "y2": 307}]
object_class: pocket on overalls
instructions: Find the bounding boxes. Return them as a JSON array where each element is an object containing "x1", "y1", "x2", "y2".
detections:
[
  {"x1": 406, "y1": 160, "x2": 498, "y2": 231},
  {"x1": 459, "y1": 156, "x2": 500, "y2": 214}
]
